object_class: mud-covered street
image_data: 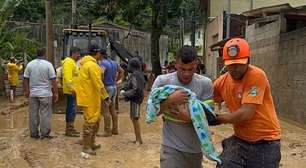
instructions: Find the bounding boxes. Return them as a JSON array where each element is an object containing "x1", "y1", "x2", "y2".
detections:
[{"x1": 0, "y1": 96, "x2": 305, "y2": 168}]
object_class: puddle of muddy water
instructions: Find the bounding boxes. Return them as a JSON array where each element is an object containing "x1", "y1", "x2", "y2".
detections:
[{"x1": 0, "y1": 111, "x2": 27, "y2": 131}]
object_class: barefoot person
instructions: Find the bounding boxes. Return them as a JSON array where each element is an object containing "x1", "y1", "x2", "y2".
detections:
[{"x1": 121, "y1": 58, "x2": 145, "y2": 145}]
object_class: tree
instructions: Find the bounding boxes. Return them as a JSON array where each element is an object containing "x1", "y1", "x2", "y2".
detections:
[
  {"x1": 12, "y1": 32, "x2": 40, "y2": 61},
  {"x1": 151, "y1": 0, "x2": 167, "y2": 76},
  {"x1": 7, "y1": 0, "x2": 197, "y2": 76},
  {"x1": 0, "y1": 0, "x2": 22, "y2": 59},
  {"x1": 10, "y1": 0, "x2": 45, "y2": 22},
  {"x1": 0, "y1": 0, "x2": 26, "y2": 95},
  {"x1": 0, "y1": 0, "x2": 40, "y2": 60},
  {"x1": 151, "y1": 0, "x2": 184, "y2": 76},
  {"x1": 0, "y1": 28, "x2": 40, "y2": 60}
]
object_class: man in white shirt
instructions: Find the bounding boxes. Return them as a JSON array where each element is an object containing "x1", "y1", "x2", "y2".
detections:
[{"x1": 23, "y1": 48, "x2": 58, "y2": 139}]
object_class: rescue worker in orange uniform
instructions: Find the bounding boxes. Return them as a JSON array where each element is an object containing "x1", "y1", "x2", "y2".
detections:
[{"x1": 214, "y1": 38, "x2": 281, "y2": 168}]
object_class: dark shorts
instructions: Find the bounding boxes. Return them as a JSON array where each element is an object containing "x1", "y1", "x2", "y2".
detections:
[
  {"x1": 160, "y1": 145, "x2": 203, "y2": 168},
  {"x1": 130, "y1": 102, "x2": 140, "y2": 119},
  {"x1": 9, "y1": 85, "x2": 16, "y2": 91},
  {"x1": 217, "y1": 136, "x2": 281, "y2": 168}
]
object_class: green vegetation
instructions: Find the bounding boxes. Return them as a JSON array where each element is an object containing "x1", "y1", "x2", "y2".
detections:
[
  {"x1": 0, "y1": 0, "x2": 205, "y2": 74},
  {"x1": 0, "y1": 0, "x2": 41, "y2": 61}
]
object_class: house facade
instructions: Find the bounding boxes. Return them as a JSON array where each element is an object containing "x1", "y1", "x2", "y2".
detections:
[
  {"x1": 245, "y1": 4, "x2": 306, "y2": 125},
  {"x1": 183, "y1": 26, "x2": 205, "y2": 57},
  {"x1": 204, "y1": 1, "x2": 305, "y2": 79},
  {"x1": 209, "y1": 0, "x2": 306, "y2": 17}
]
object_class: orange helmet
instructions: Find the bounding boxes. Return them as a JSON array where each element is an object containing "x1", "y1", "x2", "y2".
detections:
[{"x1": 223, "y1": 38, "x2": 250, "y2": 65}]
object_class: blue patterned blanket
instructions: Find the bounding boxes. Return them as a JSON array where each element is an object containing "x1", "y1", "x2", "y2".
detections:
[{"x1": 146, "y1": 85, "x2": 221, "y2": 163}]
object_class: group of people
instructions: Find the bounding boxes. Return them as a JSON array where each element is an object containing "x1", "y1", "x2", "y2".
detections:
[
  {"x1": 152, "y1": 38, "x2": 281, "y2": 168},
  {"x1": 22, "y1": 44, "x2": 146, "y2": 156},
  {"x1": 11, "y1": 36, "x2": 281, "y2": 167}
]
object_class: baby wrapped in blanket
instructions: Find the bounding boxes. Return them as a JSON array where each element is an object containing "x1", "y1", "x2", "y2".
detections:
[{"x1": 146, "y1": 85, "x2": 221, "y2": 163}]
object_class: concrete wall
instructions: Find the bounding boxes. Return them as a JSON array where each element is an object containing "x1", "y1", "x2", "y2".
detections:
[
  {"x1": 210, "y1": 0, "x2": 306, "y2": 17},
  {"x1": 205, "y1": 14, "x2": 224, "y2": 79},
  {"x1": 246, "y1": 17, "x2": 306, "y2": 124}
]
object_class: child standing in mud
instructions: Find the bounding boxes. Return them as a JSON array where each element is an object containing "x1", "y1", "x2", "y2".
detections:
[{"x1": 120, "y1": 57, "x2": 145, "y2": 145}]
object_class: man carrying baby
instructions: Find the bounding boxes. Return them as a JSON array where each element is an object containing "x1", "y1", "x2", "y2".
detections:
[{"x1": 151, "y1": 45, "x2": 213, "y2": 168}]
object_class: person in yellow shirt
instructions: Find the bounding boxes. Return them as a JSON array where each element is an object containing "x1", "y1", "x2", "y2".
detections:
[
  {"x1": 7, "y1": 57, "x2": 23, "y2": 102},
  {"x1": 75, "y1": 44, "x2": 109, "y2": 156},
  {"x1": 62, "y1": 47, "x2": 81, "y2": 137}
]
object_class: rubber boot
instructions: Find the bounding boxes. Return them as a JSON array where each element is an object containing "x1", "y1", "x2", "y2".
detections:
[
  {"x1": 70, "y1": 122, "x2": 80, "y2": 134},
  {"x1": 91, "y1": 143, "x2": 101, "y2": 151},
  {"x1": 83, "y1": 126, "x2": 96, "y2": 155},
  {"x1": 90, "y1": 133, "x2": 101, "y2": 150},
  {"x1": 83, "y1": 141, "x2": 96, "y2": 155},
  {"x1": 65, "y1": 122, "x2": 80, "y2": 137},
  {"x1": 91, "y1": 122, "x2": 101, "y2": 150}
]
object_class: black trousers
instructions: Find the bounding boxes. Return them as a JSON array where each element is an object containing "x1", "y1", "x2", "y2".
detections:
[{"x1": 217, "y1": 136, "x2": 281, "y2": 168}]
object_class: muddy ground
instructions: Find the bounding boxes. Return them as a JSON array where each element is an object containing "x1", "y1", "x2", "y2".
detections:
[{"x1": 0, "y1": 96, "x2": 306, "y2": 168}]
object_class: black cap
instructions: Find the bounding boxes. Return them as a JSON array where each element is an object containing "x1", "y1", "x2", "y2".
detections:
[
  {"x1": 89, "y1": 44, "x2": 107, "y2": 55},
  {"x1": 89, "y1": 44, "x2": 101, "y2": 53}
]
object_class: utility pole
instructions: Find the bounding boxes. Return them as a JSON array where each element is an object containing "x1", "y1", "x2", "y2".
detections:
[
  {"x1": 180, "y1": 17, "x2": 184, "y2": 46},
  {"x1": 202, "y1": 9, "x2": 208, "y2": 65},
  {"x1": 250, "y1": 0, "x2": 254, "y2": 10},
  {"x1": 226, "y1": 0, "x2": 231, "y2": 39},
  {"x1": 46, "y1": 0, "x2": 54, "y2": 65},
  {"x1": 202, "y1": 0, "x2": 210, "y2": 66},
  {"x1": 88, "y1": 22, "x2": 92, "y2": 49},
  {"x1": 71, "y1": 0, "x2": 77, "y2": 28},
  {"x1": 191, "y1": 10, "x2": 196, "y2": 47}
]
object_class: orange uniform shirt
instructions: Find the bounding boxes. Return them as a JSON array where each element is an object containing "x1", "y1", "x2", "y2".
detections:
[{"x1": 214, "y1": 65, "x2": 281, "y2": 142}]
